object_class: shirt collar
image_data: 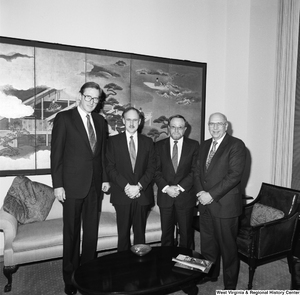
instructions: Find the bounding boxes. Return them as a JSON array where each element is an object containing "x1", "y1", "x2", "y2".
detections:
[
  {"x1": 77, "y1": 106, "x2": 90, "y2": 120},
  {"x1": 170, "y1": 136, "x2": 184, "y2": 145},
  {"x1": 125, "y1": 130, "x2": 138, "y2": 141},
  {"x1": 213, "y1": 133, "x2": 226, "y2": 146}
]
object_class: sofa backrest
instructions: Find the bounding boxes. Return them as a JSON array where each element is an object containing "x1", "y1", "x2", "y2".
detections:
[
  {"x1": 46, "y1": 192, "x2": 117, "y2": 221},
  {"x1": 101, "y1": 193, "x2": 116, "y2": 213},
  {"x1": 46, "y1": 197, "x2": 63, "y2": 220},
  {"x1": 0, "y1": 175, "x2": 159, "y2": 221}
]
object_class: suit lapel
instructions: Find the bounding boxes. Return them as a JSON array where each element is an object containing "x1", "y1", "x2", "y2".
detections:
[
  {"x1": 92, "y1": 113, "x2": 102, "y2": 154},
  {"x1": 122, "y1": 132, "x2": 134, "y2": 171},
  {"x1": 135, "y1": 134, "x2": 148, "y2": 172},
  {"x1": 164, "y1": 138, "x2": 176, "y2": 173},
  {"x1": 72, "y1": 108, "x2": 91, "y2": 151},
  {"x1": 178, "y1": 137, "x2": 188, "y2": 170},
  {"x1": 202, "y1": 139, "x2": 212, "y2": 174},
  {"x1": 206, "y1": 134, "x2": 229, "y2": 172},
  {"x1": 135, "y1": 134, "x2": 142, "y2": 171}
]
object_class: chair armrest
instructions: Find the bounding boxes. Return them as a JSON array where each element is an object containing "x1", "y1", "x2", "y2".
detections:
[
  {"x1": 239, "y1": 204, "x2": 254, "y2": 227},
  {"x1": 254, "y1": 212, "x2": 299, "y2": 258},
  {"x1": 0, "y1": 207, "x2": 18, "y2": 250}
]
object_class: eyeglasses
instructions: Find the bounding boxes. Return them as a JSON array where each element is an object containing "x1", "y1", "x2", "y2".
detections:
[
  {"x1": 82, "y1": 94, "x2": 99, "y2": 104},
  {"x1": 169, "y1": 126, "x2": 185, "y2": 131},
  {"x1": 208, "y1": 122, "x2": 227, "y2": 128},
  {"x1": 125, "y1": 119, "x2": 139, "y2": 124}
]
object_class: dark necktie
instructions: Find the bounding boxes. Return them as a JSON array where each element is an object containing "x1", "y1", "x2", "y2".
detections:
[
  {"x1": 206, "y1": 140, "x2": 217, "y2": 170},
  {"x1": 172, "y1": 141, "x2": 178, "y2": 172},
  {"x1": 86, "y1": 114, "x2": 96, "y2": 153},
  {"x1": 129, "y1": 136, "x2": 136, "y2": 171}
]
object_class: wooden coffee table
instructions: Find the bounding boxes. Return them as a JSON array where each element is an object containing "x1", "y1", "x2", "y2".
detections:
[{"x1": 72, "y1": 246, "x2": 209, "y2": 295}]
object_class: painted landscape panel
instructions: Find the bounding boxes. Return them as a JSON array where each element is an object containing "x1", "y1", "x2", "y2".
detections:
[{"x1": 0, "y1": 37, "x2": 206, "y2": 175}]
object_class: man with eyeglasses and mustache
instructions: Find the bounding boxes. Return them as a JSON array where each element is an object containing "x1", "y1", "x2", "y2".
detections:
[
  {"x1": 155, "y1": 114, "x2": 199, "y2": 249},
  {"x1": 51, "y1": 82, "x2": 110, "y2": 295},
  {"x1": 106, "y1": 107, "x2": 156, "y2": 252},
  {"x1": 194, "y1": 112, "x2": 246, "y2": 290}
]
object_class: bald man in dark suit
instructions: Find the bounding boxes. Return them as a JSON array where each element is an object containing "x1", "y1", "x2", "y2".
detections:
[{"x1": 194, "y1": 112, "x2": 246, "y2": 290}]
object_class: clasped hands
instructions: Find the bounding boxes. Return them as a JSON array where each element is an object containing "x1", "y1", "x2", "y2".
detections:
[
  {"x1": 166, "y1": 185, "x2": 180, "y2": 198},
  {"x1": 196, "y1": 191, "x2": 213, "y2": 205},
  {"x1": 125, "y1": 184, "x2": 141, "y2": 199}
]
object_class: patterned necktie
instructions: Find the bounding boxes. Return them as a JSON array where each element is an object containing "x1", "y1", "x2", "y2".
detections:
[
  {"x1": 172, "y1": 141, "x2": 178, "y2": 172},
  {"x1": 86, "y1": 114, "x2": 96, "y2": 153},
  {"x1": 206, "y1": 140, "x2": 217, "y2": 170},
  {"x1": 129, "y1": 136, "x2": 136, "y2": 171}
]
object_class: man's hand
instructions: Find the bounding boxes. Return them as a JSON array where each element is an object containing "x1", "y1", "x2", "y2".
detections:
[
  {"x1": 166, "y1": 185, "x2": 180, "y2": 198},
  {"x1": 102, "y1": 182, "x2": 110, "y2": 193},
  {"x1": 125, "y1": 184, "x2": 140, "y2": 199},
  {"x1": 197, "y1": 191, "x2": 213, "y2": 205},
  {"x1": 54, "y1": 187, "x2": 66, "y2": 202}
]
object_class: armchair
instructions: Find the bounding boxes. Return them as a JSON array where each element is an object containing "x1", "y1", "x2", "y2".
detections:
[{"x1": 237, "y1": 183, "x2": 300, "y2": 289}]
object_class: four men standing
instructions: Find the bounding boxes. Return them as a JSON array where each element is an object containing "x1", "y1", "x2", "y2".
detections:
[{"x1": 51, "y1": 81, "x2": 246, "y2": 292}]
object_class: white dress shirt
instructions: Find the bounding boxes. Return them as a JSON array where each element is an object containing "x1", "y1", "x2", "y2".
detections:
[
  {"x1": 170, "y1": 137, "x2": 184, "y2": 167},
  {"x1": 125, "y1": 130, "x2": 138, "y2": 154},
  {"x1": 77, "y1": 106, "x2": 97, "y2": 140}
]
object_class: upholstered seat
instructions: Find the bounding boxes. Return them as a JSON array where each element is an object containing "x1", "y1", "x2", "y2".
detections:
[
  {"x1": 0, "y1": 176, "x2": 162, "y2": 293},
  {"x1": 237, "y1": 183, "x2": 300, "y2": 289}
]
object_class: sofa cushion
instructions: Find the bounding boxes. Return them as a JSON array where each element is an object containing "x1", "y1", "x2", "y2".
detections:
[
  {"x1": 98, "y1": 212, "x2": 118, "y2": 237},
  {"x1": 13, "y1": 218, "x2": 63, "y2": 252},
  {"x1": 46, "y1": 198, "x2": 63, "y2": 220},
  {"x1": 250, "y1": 203, "x2": 284, "y2": 226},
  {"x1": 146, "y1": 210, "x2": 161, "y2": 231},
  {"x1": 3, "y1": 176, "x2": 55, "y2": 224}
]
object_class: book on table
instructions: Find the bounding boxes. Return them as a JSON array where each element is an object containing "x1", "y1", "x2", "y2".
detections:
[{"x1": 172, "y1": 254, "x2": 213, "y2": 273}]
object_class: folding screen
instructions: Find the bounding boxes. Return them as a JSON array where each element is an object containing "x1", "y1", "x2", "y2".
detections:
[{"x1": 0, "y1": 37, "x2": 206, "y2": 175}]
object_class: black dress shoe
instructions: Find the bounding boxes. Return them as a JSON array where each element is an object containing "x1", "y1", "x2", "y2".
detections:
[
  {"x1": 64, "y1": 284, "x2": 77, "y2": 295},
  {"x1": 188, "y1": 286, "x2": 199, "y2": 295},
  {"x1": 198, "y1": 276, "x2": 218, "y2": 285}
]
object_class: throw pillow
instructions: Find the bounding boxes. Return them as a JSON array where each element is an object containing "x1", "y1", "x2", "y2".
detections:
[
  {"x1": 3, "y1": 176, "x2": 55, "y2": 224},
  {"x1": 250, "y1": 203, "x2": 284, "y2": 226}
]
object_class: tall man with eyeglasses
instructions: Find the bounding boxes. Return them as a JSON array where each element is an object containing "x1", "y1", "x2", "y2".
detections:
[
  {"x1": 155, "y1": 115, "x2": 199, "y2": 248},
  {"x1": 51, "y1": 82, "x2": 110, "y2": 295},
  {"x1": 194, "y1": 112, "x2": 246, "y2": 290}
]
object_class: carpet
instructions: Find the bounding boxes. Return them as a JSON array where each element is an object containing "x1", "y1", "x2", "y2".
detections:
[{"x1": 0, "y1": 232, "x2": 292, "y2": 294}]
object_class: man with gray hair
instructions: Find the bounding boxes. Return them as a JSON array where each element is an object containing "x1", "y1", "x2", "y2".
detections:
[{"x1": 194, "y1": 112, "x2": 246, "y2": 290}]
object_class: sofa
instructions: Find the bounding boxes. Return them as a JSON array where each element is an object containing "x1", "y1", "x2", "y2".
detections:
[{"x1": 0, "y1": 175, "x2": 162, "y2": 293}]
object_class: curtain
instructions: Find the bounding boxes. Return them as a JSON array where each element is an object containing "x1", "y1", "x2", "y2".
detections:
[{"x1": 272, "y1": 0, "x2": 300, "y2": 187}]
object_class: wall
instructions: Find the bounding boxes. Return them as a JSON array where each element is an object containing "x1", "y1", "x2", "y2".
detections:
[{"x1": 0, "y1": 0, "x2": 279, "y2": 254}]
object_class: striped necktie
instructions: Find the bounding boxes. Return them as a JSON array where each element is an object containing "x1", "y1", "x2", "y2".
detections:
[
  {"x1": 172, "y1": 141, "x2": 178, "y2": 172},
  {"x1": 86, "y1": 114, "x2": 96, "y2": 153},
  {"x1": 206, "y1": 140, "x2": 217, "y2": 170},
  {"x1": 129, "y1": 136, "x2": 136, "y2": 171}
]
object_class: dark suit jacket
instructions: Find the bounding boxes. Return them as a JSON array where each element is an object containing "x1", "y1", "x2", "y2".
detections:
[
  {"x1": 106, "y1": 132, "x2": 156, "y2": 206},
  {"x1": 51, "y1": 108, "x2": 108, "y2": 199},
  {"x1": 194, "y1": 133, "x2": 246, "y2": 218},
  {"x1": 155, "y1": 136, "x2": 199, "y2": 209}
]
